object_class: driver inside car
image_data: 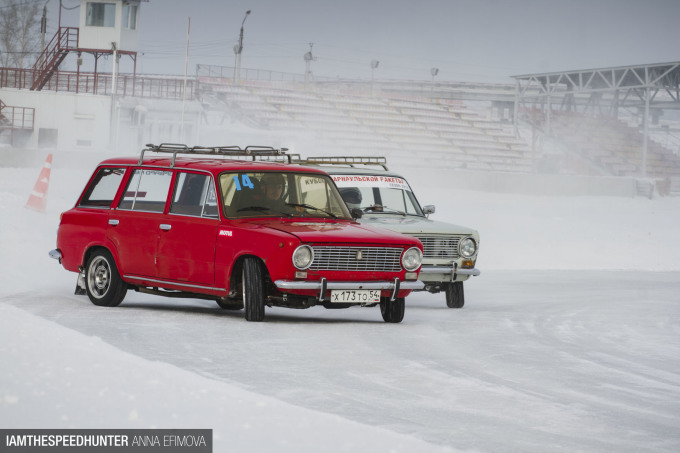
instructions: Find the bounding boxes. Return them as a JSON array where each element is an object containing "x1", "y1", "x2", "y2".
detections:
[
  {"x1": 260, "y1": 173, "x2": 288, "y2": 212},
  {"x1": 339, "y1": 187, "x2": 362, "y2": 210}
]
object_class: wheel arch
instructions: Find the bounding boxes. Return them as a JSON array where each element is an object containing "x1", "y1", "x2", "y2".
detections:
[
  {"x1": 81, "y1": 243, "x2": 122, "y2": 276},
  {"x1": 228, "y1": 253, "x2": 271, "y2": 295}
]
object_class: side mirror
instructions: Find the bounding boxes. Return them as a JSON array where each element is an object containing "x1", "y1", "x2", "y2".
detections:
[
  {"x1": 351, "y1": 208, "x2": 363, "y2": 219},
  {"x1": 422, "y1": 205, "x2": 435, "y2": 216}
]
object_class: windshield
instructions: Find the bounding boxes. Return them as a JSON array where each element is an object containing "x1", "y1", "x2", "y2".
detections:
[
  {"x1": 220, "y1": 172, "x2": 352, "y2": 219},
  {"x1": 331, "y1": 174, "x2": 423, "y2": 216}
]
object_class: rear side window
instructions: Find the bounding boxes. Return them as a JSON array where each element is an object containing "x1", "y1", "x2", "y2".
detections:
[
  {"x1": 118, "y1": 169, "x2": 172, "y2": 213},
  {"x1": 78, "y1": 167, "x2": 126, "y2": 208}
]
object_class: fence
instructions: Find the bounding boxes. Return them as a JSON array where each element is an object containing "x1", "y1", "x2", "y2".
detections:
[{"x1": 0, "y1": 67, "x2": 195, "y2": 100}]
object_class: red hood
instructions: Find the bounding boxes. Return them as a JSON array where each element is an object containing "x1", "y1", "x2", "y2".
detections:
[{"x1": 247, "y1": 218, "x2": 421, "y2": 247}]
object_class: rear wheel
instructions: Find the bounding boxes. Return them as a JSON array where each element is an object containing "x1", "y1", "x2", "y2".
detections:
[
  {"x1": 242, "y1": 257, "x2": 265, "y2": 322},
  {"x1": 380, "y1": 297, "x2": 405, "y2": 323},
  {"x1": 445, "y1": 281, "x2": 465, "y2": 308},
  {"x1": 85, "y1": 250, "x2": 127, "y2": 307}
]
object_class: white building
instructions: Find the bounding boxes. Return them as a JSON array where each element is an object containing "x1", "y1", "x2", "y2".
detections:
[{"x1": 0, "y1": 0, "x2": 201, "y2": 151}]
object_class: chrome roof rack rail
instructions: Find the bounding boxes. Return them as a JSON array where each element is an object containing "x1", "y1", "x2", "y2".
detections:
[
  {"x1": 246, "y1": 153, "x2": 302, "y2": 163},
  {"x1": 301, "y1": 156, "x2": 389, "y2": 170},
  {"x1": 139, "y1": 143, "x2": 291, "y2": 167}
]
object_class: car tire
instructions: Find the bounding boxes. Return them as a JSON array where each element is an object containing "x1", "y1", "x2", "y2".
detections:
[
  {"x1": 445, "y1": 281, "x2": 465, "y2": 308},
  {"x1": 242, "y1": 257, "x2": 265, "y2": 322},
  {"x1": 380, "y1": 297, "x2": 405, "y2": 323},
  {"x1": 85, "y1": 250, "x2": 127, "y2": 307}
]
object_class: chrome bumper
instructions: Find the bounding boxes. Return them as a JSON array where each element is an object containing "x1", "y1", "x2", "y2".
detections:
[
  {"x1": 418, "y1": 265, "x2": 481, "y2": 278},
  {"x1": 49, "y1": 249, "x2": 62, "y2": 263},
  {"x1": 274, "y1": 278, "x2": 424, "y2": 302}
]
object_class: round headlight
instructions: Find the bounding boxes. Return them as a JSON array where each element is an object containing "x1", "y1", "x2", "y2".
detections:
[
  {"x1": 459, "y1": 237, "x2": 477, "y2": 258},
  {"x1": 292, "y1": 245, "x2": 314, "y2": 270},
  {"x1": 402, "y1": 246, "x2": 423, "y2": 272}
]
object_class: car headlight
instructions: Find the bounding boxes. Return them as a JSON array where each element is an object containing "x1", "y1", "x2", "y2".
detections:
[
  {"x1": 459, "y1": 237, "x2": 477, "y2": 258},
  {"x1": 292, "y1": 245, "x2": 314, "y2": 270},
  {"x1": 402, "y1": 247, "x2": 422, "y2": 272}
]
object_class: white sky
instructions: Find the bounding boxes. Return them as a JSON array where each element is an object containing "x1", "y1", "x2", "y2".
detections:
[{"x1": 52, "y1": 0, "x2": 680, "y2": 82}]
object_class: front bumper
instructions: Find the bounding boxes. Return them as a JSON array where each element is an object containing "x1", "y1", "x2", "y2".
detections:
[
  {"x1": 274, "y1": 278, "x2": 424, "y2": 301},
  {"x1": 418, "y1": 264, "x2": 481, "y2": 280}
]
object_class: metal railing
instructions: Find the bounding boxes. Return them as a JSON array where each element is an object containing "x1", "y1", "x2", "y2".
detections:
[
  {"x1": 0, "y1": 103, "x2": 35, "y2": 130},
  {"x1": 197, "y1": 64, "x2": 305, "y2": 84},
  {"x1": 0, "y1": 67, "x2": 196, "y2": 99},
  {"x1": 0, "y1": 68, "x2": 32, "y2": 89}
]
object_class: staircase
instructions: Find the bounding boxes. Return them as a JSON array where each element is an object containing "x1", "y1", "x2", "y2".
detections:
[{"x1": 31, "y1": 27, "x2": 78, "y2": 91}]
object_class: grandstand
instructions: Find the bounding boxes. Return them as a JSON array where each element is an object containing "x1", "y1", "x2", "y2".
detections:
[
  {"x1": 194, "y1": 62, "x2": 680, "y2": 195},
  {"x1": 198, "y1": 76, "x2": 533, "y2": 173}
]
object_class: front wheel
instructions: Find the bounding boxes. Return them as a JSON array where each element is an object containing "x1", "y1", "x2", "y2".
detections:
[
  {"x1": 85, "y1": 250, "x2": 127, "y2": 307},
  {"x1": 380, "y1": 297, "x2": 405, "y2": 323},
  {"x1": 242, "y1": 257, "x2": 265, "y2": 322},
  {"x1": 445, "y1": 281, "x2": 465, "y2": 308}
]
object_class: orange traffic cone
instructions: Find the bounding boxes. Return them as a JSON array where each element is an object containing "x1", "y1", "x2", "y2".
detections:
[{"x1": 25, "y1": 153, "x2": 53, "y2": 213}]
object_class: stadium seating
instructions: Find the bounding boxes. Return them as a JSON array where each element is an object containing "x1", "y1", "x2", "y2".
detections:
[{"x1": 203, "y1": 82, "x2": 536, "y2": 173}]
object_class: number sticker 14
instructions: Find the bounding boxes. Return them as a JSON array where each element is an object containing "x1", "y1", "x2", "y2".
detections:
[{"x1": 233, "y1": 174, "x2": 255, "y2": 191}]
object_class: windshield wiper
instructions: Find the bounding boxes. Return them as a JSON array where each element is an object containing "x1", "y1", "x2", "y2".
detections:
[
  {"x1": 286, "y1": 203, "x2": 337, "y2": 218},
  {"x1": 363, "y1": 204, "x2": 406, "y2": 216}
]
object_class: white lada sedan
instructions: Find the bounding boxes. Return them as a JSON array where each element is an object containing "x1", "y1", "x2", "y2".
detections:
[{"x1": 302, "y1": 157, "x2": 480, "y2": 308}]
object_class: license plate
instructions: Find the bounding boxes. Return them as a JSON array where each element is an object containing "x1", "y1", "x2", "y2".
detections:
[{"x1": 330, "y1": 289, "x2": 381, "y2": 303}]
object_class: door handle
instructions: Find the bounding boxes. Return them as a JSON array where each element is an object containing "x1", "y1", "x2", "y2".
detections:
[
  {"x1": 159, "y1": 224, "x2": 172, "y2": 231},
  {"x1": 108, "y1": 219, "x2": 119, "y2": 226}
]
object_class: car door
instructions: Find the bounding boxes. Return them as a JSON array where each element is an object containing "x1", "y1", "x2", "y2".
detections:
[
  {"x1": 107, "y1": 168, "x2": 173, "y2": 278},
  {"x1": 155, "y1": 171, "x2": 219, "y2": 286}
]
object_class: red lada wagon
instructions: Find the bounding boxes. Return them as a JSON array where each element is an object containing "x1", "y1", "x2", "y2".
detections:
[{"x1": 49, "y1": 144, "x2": 424, "y2": 322}]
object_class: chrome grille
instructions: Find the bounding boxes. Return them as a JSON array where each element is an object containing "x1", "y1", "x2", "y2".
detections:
[
  {"x1": 310, "y1": 246, "x2": 402, "y2": 271},
  {"x1": 414, "y1": 235, "x2": 461, "y2": 259}
]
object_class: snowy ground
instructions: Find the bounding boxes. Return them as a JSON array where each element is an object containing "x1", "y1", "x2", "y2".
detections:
[{"x1": 1, "y1": 151, "x2": 679, "y2": 452}]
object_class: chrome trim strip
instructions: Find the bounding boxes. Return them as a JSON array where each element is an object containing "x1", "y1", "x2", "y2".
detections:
[
  {"x1": 419, "y1": 266, "x2": 481, "y2": 276},
  {"x1": 116, "y1": 208, "x2": 166, "y2": 214},
  {"x1": 123, "y1": 275, "x2": 226, "y2": 292},
  {"x1": 274, "y1": 280, "x2": 424, "y2": 291},
  {"x1": 48, "y1": 249, "x2": 62, "y2": 261}
]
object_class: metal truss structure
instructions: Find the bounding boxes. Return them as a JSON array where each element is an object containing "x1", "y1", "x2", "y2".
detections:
[{"x1": 512, "y1": 61, "x2": 680, "y2": 177}]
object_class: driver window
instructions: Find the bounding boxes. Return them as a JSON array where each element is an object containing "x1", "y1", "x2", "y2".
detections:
[{"x1": 380, "y1": 188, "x2": 419, "y2": 214}]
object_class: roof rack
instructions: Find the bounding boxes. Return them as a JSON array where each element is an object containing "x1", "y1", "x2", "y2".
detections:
[
  {"x1": 139, "y1": 143, "x2": 291, "y2": 166},
  {"x1": 249, "y1": 153, "x2": 302, "y2": 163},
  {"x1": 301, "y1": 156, "x2": 389, "y2": 171}
]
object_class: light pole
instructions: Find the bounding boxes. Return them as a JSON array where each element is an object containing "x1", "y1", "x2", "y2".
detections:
[
  {"x1": 233, "y1": 10, "x2": 251, "y2": 84},
  {"x1": 303, "y1": 43, "x2": 315, "y2": 91},
  {"x1": 40, "y1": 1, "x2": 50, "y2": 67},
  {"x1": 430, "y1": 67, "x2": 439, "y2": 97},
  {"x1": 370, "y1": 60, "x2": 379, "y2": 97}
]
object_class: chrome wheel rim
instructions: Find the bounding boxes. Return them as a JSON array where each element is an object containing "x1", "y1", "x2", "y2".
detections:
[{"x1": 88, "y1": 256, "x2": 111, "y2": 299}]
